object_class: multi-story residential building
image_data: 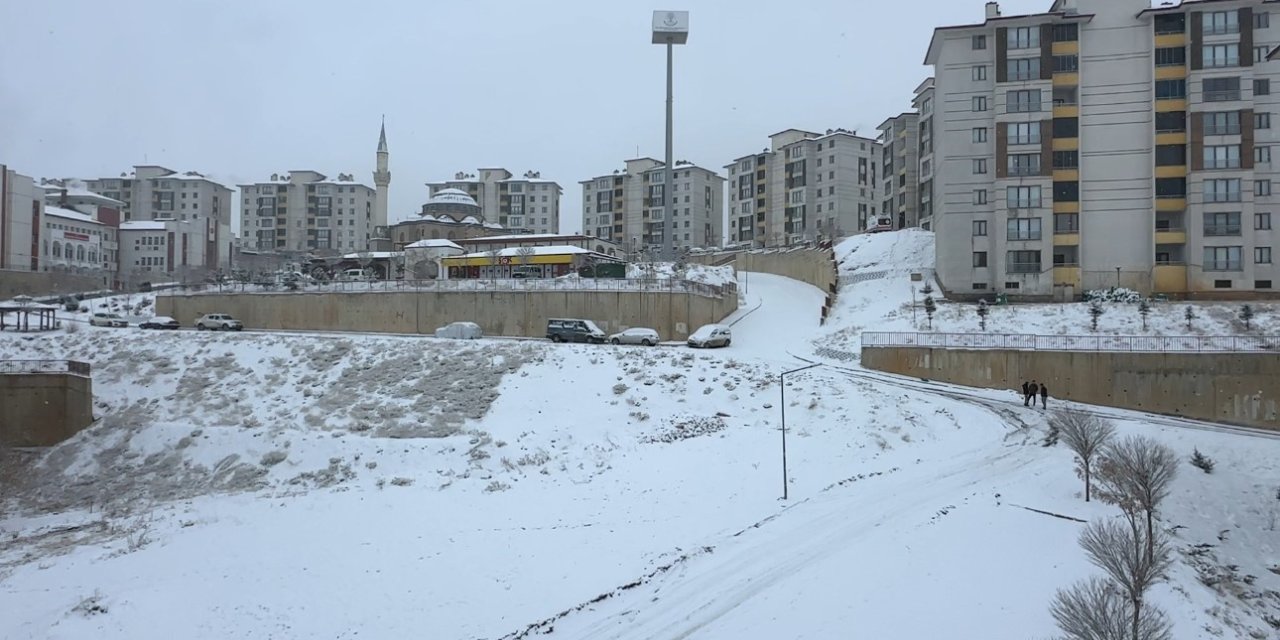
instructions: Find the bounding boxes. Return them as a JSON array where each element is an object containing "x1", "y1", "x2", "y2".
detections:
[
  {"x1": 426, "y1": 168, "x2": 562, "y2": 234},
  {"x1": 878, "y1": 114, "x2": 923, "y2": 230},
  {"x1": 580, "y1": 158, "x2": 725, "y2": 255},
  {"x1": 927, "y1": 0, "x2": 1278, "y2": 300},
  {"x1": 238, "y1": 171, "x2": 378, "y2": 255},
  {"x1": 915, "y1": 78, "x2": 938, "y2": 230},
  {"x1": 724, "y1": 129, "x2": 881, "y2": 247},
  {"x1": 1, "y1": 165, "x2": 42, "y2": 272},
  {"x1": 41, "y1": 206, "x2": 109, "y2": 276},
  {"x1": 39, "y1": 183, "x2": 124, "y2": 285}
]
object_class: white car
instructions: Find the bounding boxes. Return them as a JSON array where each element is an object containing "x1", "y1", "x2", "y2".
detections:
[
  {"x1": 90, "y1": 312, "x2": 128, "y2": 328},
  {"x1": 687, "y1": 324, "x2": 731, "y2": 348},
  {"x1": 609, "y1": 327, "x2": 660, "y2": 346},
  {"x1": 195, "y1": 313, "x2": 243, "y2": 331},
  {"x1": 435, "y1": 321, "x2": 483, "y2": 339}
]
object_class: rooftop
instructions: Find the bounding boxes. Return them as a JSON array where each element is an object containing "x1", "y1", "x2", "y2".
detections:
[
  {"x1": 44, "y1": 205, "x2": 102, "y2": 225},
  {"x1": 404, "y1": 239, "x2": 465, "y2": 250},
  {"x1": 450, "y1": 245, "x2": 607, "y2": 259},
  {"x1": 38, "y1": 183, "x2": 125, "y2": 206},
  {"x1": 465, "y1": 233, "x2": 589, "y2": 243},
  {"x1": 425, "y1": 188, "x2": 480, "y2": 208},
  {"x1": 119, "y1": 220, "x2": 168, "y2": 231}
]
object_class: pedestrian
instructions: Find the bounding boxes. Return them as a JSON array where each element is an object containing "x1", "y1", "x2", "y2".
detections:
[
  {"x1": 1022, "y1": 380, "x2": 1031, "y2": 406},
  {"x1": 1029, "y1": 381, "x2": 1040, "y2": 408},
  {"x1": 1040, "y1": 383, "x2": 1049, "y2": 410}
]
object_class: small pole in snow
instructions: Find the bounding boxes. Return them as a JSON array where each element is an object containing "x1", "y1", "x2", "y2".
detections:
[{"x1": 780, "y1": 363, "x2": 822, "y2": 501}]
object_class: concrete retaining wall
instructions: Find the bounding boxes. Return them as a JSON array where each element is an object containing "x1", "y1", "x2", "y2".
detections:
[
  {"x1": 861, "y1": 346, "x2": 1280, "y2": 430},
  {"x1": 0, "y1": 373, "x2": 94, "y2": 447},
  {"x1": 156, "y1": 290, "x2": 738, "y2": 339},
  {"x1": 0, "y1": 269, "x2": 110, "y2": 299},
  {"x1": 690, "y1": 247, "x2": 838, "y2": 322}
]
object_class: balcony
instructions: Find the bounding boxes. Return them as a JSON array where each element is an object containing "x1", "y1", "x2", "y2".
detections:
[
  {"x1": 1053, "y1": 265, "x2": 1082, "y2": 287},
  {"x1": 1204, "y1": 224, "x2": 1242, "y2": 236},
  {"x1": 1204, "y1": 125, "x2": 1241, "y2": 136},
  {"x1": 1153, "y1": 264, "x2": 1188, "y2": 293},
  {"x1": 1007, "y1": 262, "x2": 1043, "y2": 274},
  {"x1": 1204, "y1": 91, "x2": 1241, "y2": 102}
]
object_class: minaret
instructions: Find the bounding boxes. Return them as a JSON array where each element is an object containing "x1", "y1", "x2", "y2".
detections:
[{"x1": 373, "y1": 116, "x2": 391, "y2": 228}]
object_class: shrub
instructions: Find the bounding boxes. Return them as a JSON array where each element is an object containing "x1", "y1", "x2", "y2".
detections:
[
  {"x1": 1239, "y1": 304, "x2": 1255, "y2": 331},
  {"x1": 1137, "y1": 299, "x2": 1151, "y2": 331},
  {"x1": 1083, "y1": 287, "x2": 1142, "y2": 304},
  {"x1": 1189, "y1": 448, "x2": 1215, "y2": 474},
  {"x1": 1088, "y1": 301, "x2": 1105, "y2": 333}
]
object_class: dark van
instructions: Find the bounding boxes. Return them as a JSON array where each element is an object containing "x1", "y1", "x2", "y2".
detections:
[{"x1": 546, "y1": 318, "x2": 606, "y2": 344}]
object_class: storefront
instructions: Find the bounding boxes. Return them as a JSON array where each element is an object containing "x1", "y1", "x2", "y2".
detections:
[{"x1": 441, "y1": 245, "x2": 622, "y2": 280}]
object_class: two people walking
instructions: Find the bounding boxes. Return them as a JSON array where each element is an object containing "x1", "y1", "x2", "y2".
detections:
[{"x1": 1022, "y1": 380, "x2": 1049, "y2": 409}]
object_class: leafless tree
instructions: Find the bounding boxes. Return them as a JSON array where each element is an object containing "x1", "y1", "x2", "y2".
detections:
[
  {"x1": 516, "y1": 246, "x2": 536, "y2": 278},
  {"x1": 1054, "y1": 411, "x2": 1116, "y2": 502},
  {"x1": 485, "y1": 248, "x2": 503, "y2": 282},
  {"x1": 1051, "y1": 576, "x2": 1172, "y2": 640},
  {"x1": 1080, "y1": 517, "x2": 1174, "y2": 640},
  {"x1": 1095, "y1": 435, "x2": 1179, "y2": 562}
]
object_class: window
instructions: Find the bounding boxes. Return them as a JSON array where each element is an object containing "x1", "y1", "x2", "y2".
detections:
[
  {"x1": 1155, "y1": 111, "x2": 1186, "y2": 133},
  {"x1": 973, "y1": 96, "x2": 988, "y2": 112},
  {"x1": 973, "y1": 65, "x2": 988, "y2": 81},
  {"x1": 1155, "y1": 79, "x2": 1187, "y2": 99},
  {"x1": 973, "y1": 158, "x2": 988, "y2": 174},
  {"x1": 973, "y1": 34, "x2": 987, "y2": 50},
  {"x1": 1255, "y1": 79, "x2": 1271, "y2": 96},
  {"x1": 1156, "y1": 177, "x2": 1187, "y2": 198},
  {"x1": 974, "y1": 189, "x2": 989, "y2": 205},
  {"x1": 1055, "y1": 213, "x2": 1079, "y2": 234},
  {"x1": 1204, "y1": 145, "x2": 1241, "y2": 169},
  {"x1": 1155, "y1": 13, "x2": 1186, "y2": 35},
  {"x1": 973, "y1": 251, "x2": 988, "y2": 267},
  {"x1": 1007, "y1": 250, "x2": 1042, "y2": 273},
  {"x1": 1053, "y1": 150, "x2": 1079, "y2": 168},
  {"x1": 1054, "y1": 181, "x2": 1079, "y2": 202},
  {"x1": 1154, "y1": 47, "x2": 1186, "y2": 67},
  {"x1": 1256, "y1": 112, "x2": 1272, "y2": 129},
  {"x1": 1006, "y1": 89, "x2": 1041, "y2": 113},
  {"x1": 1052, "y1": 55, "x2": 1078, "y2": 73},
  {"x1": 1257, "y1": 146, "x2": 1272, "y2": 164},
  {"x1": 1203, "y1": 44, "x2": 1240, "y2": 68},
  {"x1": 1257, "y1": 247, "x2": 1273, "y2": 264},
  {"x1": 1007, "y1": 122, "x2": 1040, "y2": 145},
  {"x1": 1008, "y1": 26, "x2": 1039, "y2": 49},
  {"x1": 1257, "y1": 180, "x2": 1273, "y2": 196},
  {"x1": 973, "y1": 127, "x2": 989, "y2": 143},
  {"x1": 1203, "y1": 77, "x2": 1241, "y2": 102},
  {"x1": 1204, "y1": 111, "x2": 1241, "y2": 135},
  {"x1": 1215, "y1": 280, "x2": 1234, "y2": 289},
  {"x1": 1204, "y1": 211, "x2": 1242, "y2": 236},
  {"x1": 1204, "y1": 246, "x2": 1243, "y2": 271},
  {"x1": 1155, "y1": 144, "x2": 1187, "y2": 166},
  {"x1": 1007, "y1": 57, "x2": 1040, "y2": 81},
  {"x1": 1007, "y1": 186, "x2": 1042, "y2": 209},
  {"x1": 1256, "y1": 12, "x2": 1270, "y2": 29},
  {"x1": 973, "y1": 220, "x2": 988, "y2": 236},
  {"x1": 973, "y1": 283, "x2": 990, "y2": 290},
  {"x1": 1204, "y1": 178, "x2": 1242, "y2": 202},
  {"x1": 1204, "y1": 10, "x2": 1240, "y2": 35},
  {"x1": 1257, "y1": 212, "x2": 1272, "y2": 230},
  {"x1": 1256, "y1": 46, "x2": 1271, "y2": 63},
  {"x1": 1053, "y1": 117, "x2": 1078, "y2": 138},
  {"x1": 1052, "y1": 23, "x2": 1078, "y2": 42},
  {"x1": 1008, "y1": 153, "x2": 1041, "y2": 176}
]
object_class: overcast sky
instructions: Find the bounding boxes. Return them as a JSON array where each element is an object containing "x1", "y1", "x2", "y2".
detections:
[{"x1": 0, "y1": 0, "x2": 1051, "y2": 234}]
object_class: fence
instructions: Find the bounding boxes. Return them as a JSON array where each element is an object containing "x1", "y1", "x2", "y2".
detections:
[
  {"x1": 860, "y1": 331, "x2": 1280, "y2": 353},
  {"x1": 0, "y1": 360, "x2": 92, "y2": 376},
  {"x1": 157, "y1": 277, "x2": 736, "y2": 300}
]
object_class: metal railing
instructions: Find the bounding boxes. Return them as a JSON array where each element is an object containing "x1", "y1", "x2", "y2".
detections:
[
  {"x1": 0, "y1": 360, "x2": 91, "y2": 376},
  {"x1": 159, "y1": 277, "x2": 737, "y2": 299},
  {"x1": 861, "y1": 331, "x2": 1280, "y2": 353}
]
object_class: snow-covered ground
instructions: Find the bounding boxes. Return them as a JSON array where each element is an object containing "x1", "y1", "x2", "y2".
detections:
[{"x1": 1, "y1": 236, "x2": 1278, "y2": 638}]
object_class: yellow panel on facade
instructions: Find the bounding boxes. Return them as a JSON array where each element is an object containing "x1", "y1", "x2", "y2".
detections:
[
  {"x1": 1053, "y1": 201, "x2": 1080, "y2": 214},
  {"x1": 1155, "y1": 66, "x2": 1187, "y2": 81},
  {"x1": 443, "y1": 254, "x2": 580, "y2": 268},
  {"x1": 1154, "y1": 165, "x2": 1187, "y2": 179},
  {"x1": 1051, "y1": 41, "x2": 1079, "y2": 56},
  {"x1": 1052, "y1": 73, "x2": 1079, "y2": 87},
  {"x1": 1052, "y1": 138, "x2": 1079, "y2": 151},
  {"x1": 1155, "y1": 230, "x2": 1188, "y2": 244},
  {"x1": 1154, "y1": 34, "x2": 1187, "y2": 48},
  {"x1": 1156, "y1": 99, "x2": 1187, "y2": 112},
  {"x1": 1153, "y1": 265, "x2": 1188, "y2": 293},
  {"x1": 1053, "y1": 233, "x2": 1080, "y2": 246},
  {"x1": 1053, "y1": 169, "x2": 1079, "y2": 181},
  {"x1": 1053, "y1": 105, "x2": 1079, "y2": 118},
  {"x1": 1155, "y1": 132, "x2": 1187, "y2": 145},
  {"x1": 1053, "y1": 266, "x2": 1081, "y2": 287},
  {"x1": 1156, "y1": 198, "x2": 1186, "y2": 212}
]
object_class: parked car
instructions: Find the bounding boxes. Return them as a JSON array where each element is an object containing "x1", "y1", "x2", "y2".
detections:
[
  {"x1": 139, "y1": 316, "x2": 180, "y2": 330},
  {"x1": 195, "y1": 313, "x2": 243, "y2": 331},
  {"x1": 609, "y1": 327, "x2": 660, "y2": 346},
  {"x1": 687, "y1": 324, "x2": 732, "y2": 348},
  {"x1": 511, "y1": 266, "x2": 542, "y2": 279},
  {"x1": 90, "y1": 312, "x2": 128, "y2": 328},
  {"x1": 546, "y1": 318, "x2": 606, "y2": 344},
  {"x1": 435, "y1": 321, "x2": 483, "y2": 339},
  {"x1": 338, "y1": 268, "x2": 376, "y2": 282}
]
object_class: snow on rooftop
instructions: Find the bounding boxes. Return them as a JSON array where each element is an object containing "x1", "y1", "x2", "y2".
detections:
[
  {"x1": 40, "y1": 184, "x2": 125, "y2": 205},
  {"x1": 482, "y1": 223, "x2": 505, "y2": 229},
  {"x1": 460, "y1": 216, "x2": 481, "y2": 224},
  {"x1": 466, "y1": 233, "x2": 572, "y2": 242},
  {"x1": 339, "y1": 251, "x2": 403, "y2": 260},
  {"x1": 426, "y1": 189, "x2": 480, "y2": 208},
  {"x1": 452, "y1": 245, "x2": 605, "y2": 259},
  {"x1": 43, "y1": 205, "x2": 102, "y2": 225},
  {"x1": 119, "y1": 220, "x2": 168, "y2": 231},
  {"x1": 405, "y1": 239, "x2": 465, "y2": 250}
]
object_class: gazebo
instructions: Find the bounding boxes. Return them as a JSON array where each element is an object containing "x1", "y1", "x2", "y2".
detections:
[{"x1": 0, "y1": 296, "x2": 59, "y2": 332}]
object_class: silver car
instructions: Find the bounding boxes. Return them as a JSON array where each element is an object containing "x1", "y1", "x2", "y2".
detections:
[
  {"x1": 609, "y1": 327, "x2": 660, "y2": 346},
  {"x1": 90, "y1": 312, "x2": 128, "y2": 328},
  {"x1": 687, "y1": 324, "x2": 731, "y2": 348}
]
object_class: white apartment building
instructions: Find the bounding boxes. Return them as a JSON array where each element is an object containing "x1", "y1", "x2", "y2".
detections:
[
  {"x1": 42, "y1": 206, "x2": 109, "y2": 277},
  {"x1": 1, "y1": 165, "x2": 41, "y2": 272},
  {"x1": 878, "y1": 114, "x2": 923, "y2": 230},
  {"x1": 82, "y1": 165, "x2": 233, "y2": 270},
  {"x1": 580, "y1": 158, "x2": 725, "y2": 255},
  {"x1": 725, "y1": 129, "x2": 881, "y2": 247},
  {"x1": 427, "y1": 168, "x2": 562, "y2": 234},
  {"x1": 915, "y1": 78, "x2": 938, "y2": 230},
  {"x1": 927, "y1": 0, "x2": 1278, "y2": 299},
  {"x1": 238, "y1": 171, "x2": 378, "y2": 254}
]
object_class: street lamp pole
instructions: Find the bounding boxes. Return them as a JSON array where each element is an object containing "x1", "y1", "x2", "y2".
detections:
[
  {"x1": 780, "y1": 362, "x2": 822, "y2": 501},
  {"x1": 652, "y1": 10, "x2": 688, "y2": 262}
]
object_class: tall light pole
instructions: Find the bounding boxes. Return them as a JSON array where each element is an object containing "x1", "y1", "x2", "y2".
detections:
[
  {"x1": 780, "y1": 362, "x2": 822, "y2": 500},
  {"x1": 652, "y1": 10, "x2": 688, "y2": 262}
]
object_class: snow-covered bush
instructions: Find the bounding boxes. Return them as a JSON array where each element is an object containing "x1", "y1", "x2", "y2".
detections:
[{"x1": 1083, "y1": 287, "x2": 1142, "y2": 304}]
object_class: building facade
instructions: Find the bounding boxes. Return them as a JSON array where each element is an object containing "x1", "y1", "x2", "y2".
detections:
[
  {"x1": 927, "y1": 0, "x2": 1278, "y2": 299},
  {"x1": 581, "y1": 158, "x2": 725, "y2": 255},
  {"x1": 878, "y1": 115, "x2": 923, "y2": 230},
  {"x1": 915, "y1": 78, "x2": 938, "y2": 230},
  {"x1": 1, "y1": 165, "x2": 41, "y2": 272},
  {"x1": 41, "y1": 206, "x2": 108, "y2": 277},
  {"x1": 724, "y1": 129, "x2": 881, "y2": 247},
  {"x1": 238, "y1": 171, "x2": 378, "y2": 255},
  {"x1": 426, "y1": 168, "x2": 562, "y2": 234}
]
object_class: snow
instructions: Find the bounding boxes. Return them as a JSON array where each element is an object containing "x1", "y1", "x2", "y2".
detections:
[
  {"x1": 118, "y1": 221, "x2": 167, "y2": 232},
  {"x1": 460, "y1": 215, "x2": 481, "y2": 224},
  {"x1": 403, "y1": 239, "x2": 464, "y2": 250},
  {"x1": 468, "y1": 233, "x2": 574, "y2": 242},
  {"x1": 39, "y1": 184, "x2": 125, "y2": 205},
  {"x1": 455, "y1": 245, "x2": 601, "y2": 259},
  {"x1": 2, "y1": 231, "x2": 1279, "y2": 638},
  {"x1": 626, "y1": 262, "x2": 737, "y2": 287},
  {"x1": 338, "y1": 251, "x2": 402, "y2": 259},
  {"x1": 44, "y1": 206, "x2": 102, "y2": 225}
]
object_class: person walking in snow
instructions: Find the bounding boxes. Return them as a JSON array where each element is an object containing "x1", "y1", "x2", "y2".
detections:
[
  {"x1": 1022, "y1": 380, "x2": 1031, "y2": 406},
  {"x1": 1028, "y1": 381, "x2": 1040, "y2": 408},
  {"x1": 1040, "y1": 383, "x2": 1049, "y2": 409}
]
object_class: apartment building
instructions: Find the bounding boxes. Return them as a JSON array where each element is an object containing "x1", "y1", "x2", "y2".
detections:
[
  {"x1": 915, "y1": 78, "x2": 938, "y2": 230},
  {"x1": 238, "y1": 171, "x2": 378, "y2": 254},
  {"x1": 580, "y1": 158, "x2": 725, "y2": 255},
  {"x1": 724, "y1": 129, "x2": 880, "y2": 247},
  {"x1": 928, "y1": 0, "x2": 1278, "y2": 299},
  {"x1": 878, "y1": 115, "x2": 923, "y2": 230},
  {"x1": 426, "y1": 168, "x2": 562, "y2": 234},
  {"x1": 1, "y1": 165, "x2": 41, "y2": 272}
]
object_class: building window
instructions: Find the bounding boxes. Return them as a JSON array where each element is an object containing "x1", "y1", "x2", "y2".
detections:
[
  {"x1": 973, "y1": 96, "x2": 988, "y2": 112},
  {"x1": 1052, "y1": 55, "x2": 1079, "y2": 73},
  {"x1": 1053, "y1": 150, "x2": 1079, "y2": 168},
  {"x1": 1257, "y1": 180, "x2": 1273, "y2": 196},
  {"x1": 1156, "y1": 177, "x2": 1187, "y2": 198},
  {"x1": 1007, "y1": 57, "x2": 1040, "y2": 81},
  {"x1": 1204, "y1": 10, "x2": 1241, "y2": 35},
  {"x1": 1254, "y1": 78, "x2": 1271, "y2": 96},
  {"x1": 973, "y1": 189, "x2": 988, "y2": 205},
  {"x1": 1004, "y1": 122, "x2": 1037, "y2": 145},
  {"x1": 1006, "y1": 89, "x2": 1042, "y2": 113},
  {"x1": 1203, "y1": 77, "x2": 1241, "y2": 102},
  {"x1": 1155, "y1": 110, "x2": 1187, "y2": 133},
  {"x1": 1256, "y1": 11, "x2": 1271, "y2": 29},
  {"x1": 1204, "y1": 145, "x2": 1241, "y2": 170},
  {"x1": 1007, "y1": 250, "x2": 1042, "y2": 273},
  {"x1": 1154, "y1": 47, "x2": 1186, "y2": 67},
  {"x1": 1052, "y1": 23, "x2": 1079, "y2": 42},
  {"x1": 1055, "y1": 213, "x2": 1079, "y2": 234},
  {"x1": 1256, "y1": 212, "x2": 1272, "y2": 230},
  {"x1": 1155, "y1": 13, "x2": 1186, "y2": 34},
  {"x1": 1053, "y1": 117, "x2": 1079, "y2": 138},
  {"x1": 1257, "y1": 247, "x2": 1274, "y2": 264},
  {"x1": 973, "y1": 251, "x2": 988, "y2": 267},
  {"x1": 1155, "y1": 79, "x2": 1187, "y2": 99},
  {"x1": 1155, "y1": 144, "x2": 1187, "y2": 166},
  {"x1": 1007, "y1": 218, "x2": 1042, "y2": 241},
  {"x1": 973, "y1": 159, "x2": 988, "y2": 174},
  {"x1": 973, "y1": 283, "x2": 989, "y2": 290},
  {"x1": 1008, "y1": 154, "x2": 1041, "y2": 176},
  {"x1": 973, "y1": 127, "x2": 988, "y2": 143},
  {"x1": 1204, "y1": 246, "x2": 1243, "y2": 271},
  {"x1": 973, "y1": 65, "x2": 988, "y2": 81},
  {"x1": 1256, "y1": 112, "x2": 1272, "y2": 129},
  {"x1": 973, "y1": 220, "x2": 988, "y2": 236},
  {"x1": 973, "y1": 34, "x2": 987, "y2": 50},
  {"x1": 1204, "y1": 212, "x2": 1242, "y2": 236},
  {"x1": 1007, "y1": 186, "x2": 1042, "y2": 209},
  {"x1": 1007, "y1": 26, "x2": 1039, "y2": 49},
  {"x1": 1257, "y1": 146, "x2": 1272, "y2": 164},
  {"x1": 1203, "y1": 44, "x2": 1240, "y2": 68},
  {"x1": 1054, "y1": 181, "x2": 1079, "y2": 202},
  {"x1": 1204, "y1": 178, "x2": 1242, "y2": 202},
  {"x1": 1256, "y1": 46, "x2": 1271, "y2": 63},
  {"x1": 1204, "y1": 111, "x2": 1241, "y2": 135}
]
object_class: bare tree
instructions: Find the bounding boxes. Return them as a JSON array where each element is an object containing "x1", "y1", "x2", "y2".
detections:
[
  {"x1": 1051, "y1": 576, "x2": 1172, "y2": 640},
  {"x1": 1095, "y1": 436, "x2": 1179, "y2": 562},
  {"x1": 1079, "y1": 517, "x2": 1174, "y2": 640},
  {"x1": 356, "y1": 251, "x2": 374, "y2": 277},
  {"x1": 485, "y1": 248, "x2": 503, "y2": 282},
  {"x1": 515, "y1": 246, "x2": 536, "y2": 277},
  {"x1": 1054, "y1": 411, "x2": 1116, "y2": 502}
]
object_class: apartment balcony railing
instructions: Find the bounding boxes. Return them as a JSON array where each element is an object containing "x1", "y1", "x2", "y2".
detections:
[
  {"x1": 1205, "y1": 160, "x2": 1242, "y2": 170},
  {"x1": 1205, "y1": 261, "x2": 1244, "y2": 271},
  {"x1": 1007, "y1": 232, "x2": 1043, "y2": 241},
  {"x1": 1008, "y1": 166, "x2": 1042, "y2": 177},
  {"x1": 1054, "y1": 226, "x2": 1080, "y2": 234},
  {"x1": 1204, "y1": 91, "x2": 1241, "y2": 102},
  {"x1": 1007, "y1": 262, "x2": 1043, "y2": 274},
  {"x1": 1204, "y1": 193, "x2": 1243, "y2": 203},
  {"x1": 1204, "y1": 224, "x2": 1242, "y2": 236},
  {"x1": 1204, "y1": 125, "x2": 1242, "y2": 136}
]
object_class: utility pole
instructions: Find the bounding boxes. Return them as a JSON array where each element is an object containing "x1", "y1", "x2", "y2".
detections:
[{"x1": 652, "y1": 10, "x2": 688, "y2": 261}]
